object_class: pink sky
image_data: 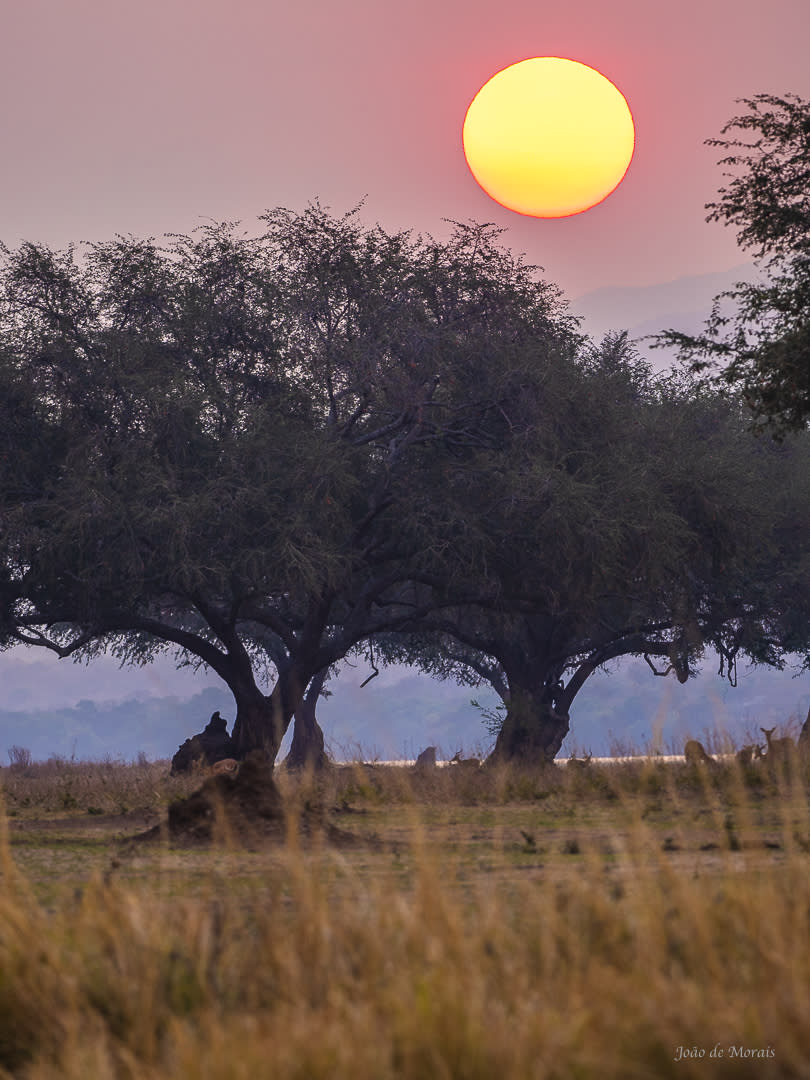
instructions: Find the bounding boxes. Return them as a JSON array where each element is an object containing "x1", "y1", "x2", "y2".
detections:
[{"x1": 2, "y1": 0, "x2": 808, "y2": 300}]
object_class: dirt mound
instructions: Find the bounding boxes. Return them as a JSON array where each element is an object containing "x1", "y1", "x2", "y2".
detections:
[{"x1": 133, "y1": 752, "x2": 361, "y2": 848}]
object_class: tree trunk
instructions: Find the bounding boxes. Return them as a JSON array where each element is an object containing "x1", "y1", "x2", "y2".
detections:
[
  {"x1": 488, "y1": 679, "x2": 569, "y2": 766},
  {"x1": 284, "y1": 670, "x2": 330, "y2": 771},
  {"x1": 230, "y1": 666, "x2": 308, "y2": 764},
  {"x1": 230, "y1": 693, "x2": 285, "y2": 762}
]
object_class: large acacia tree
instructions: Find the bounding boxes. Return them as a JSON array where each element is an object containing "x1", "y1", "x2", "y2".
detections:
[
  {"x1": 0, "y1": 205, "x2": 581, "y2": 763},
  {"x1": 369, "y1": 336, "x2": 810, "y2": 762}
]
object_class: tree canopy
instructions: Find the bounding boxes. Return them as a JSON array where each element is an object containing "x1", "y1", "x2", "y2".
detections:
[
  {"x1": 658, "y1": 93, "x2": 810, "y2": 434},
  {"x1": 0, "y1": 206, "x2": 581, "y2": 761},
  {"x1": 369, "y1": 335, "x2": 810, "y2": 761}
]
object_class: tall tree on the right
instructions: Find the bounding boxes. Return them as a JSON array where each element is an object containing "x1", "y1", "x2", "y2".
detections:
[
  {"x1": 369, "y1": 336, "x2": 810, "y2": 764},
  {"x1": 658, "y1": 93, "x2": 810, "y2": 435}
]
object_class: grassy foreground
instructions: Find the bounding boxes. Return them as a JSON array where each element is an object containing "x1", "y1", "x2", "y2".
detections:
[{"x1": 0, "y1": 754, "x2": 809, "y2": 1078}]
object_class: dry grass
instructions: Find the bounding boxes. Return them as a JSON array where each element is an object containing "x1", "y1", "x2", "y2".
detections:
[
  {"x1": 0, "y1": 752, "x2": 809, "y2": 1077},
  {"x1": 0, "y1": 755, "x2": 202, "y2": 818}
]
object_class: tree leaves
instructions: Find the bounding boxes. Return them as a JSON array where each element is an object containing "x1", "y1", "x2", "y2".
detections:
[{"x1": 656, "y1": 93, "x2": 810, "y2": 435}]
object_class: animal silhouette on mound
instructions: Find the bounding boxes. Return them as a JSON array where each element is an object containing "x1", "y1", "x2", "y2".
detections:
[{"x1": 170, "y1": 711, "x2": 237, "y2": 775}]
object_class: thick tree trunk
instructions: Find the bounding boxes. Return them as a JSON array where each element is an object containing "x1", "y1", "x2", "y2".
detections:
[
  {"x1": 284, "y1": 670, "x2": 330, "y2": 771},
  {"x1": 487, "y1": 677, "x2": 570, "y2": 766},
  {"x1": 230, "y1": 666, "x2": 308, "y2": 764},
  {"x1": 230, "y1": 692, "x2": 286, "y2": 762}
]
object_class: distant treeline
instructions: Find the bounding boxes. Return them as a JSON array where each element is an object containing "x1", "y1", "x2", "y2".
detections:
[
  {"x1": 2, "y1": 659, "x2": 807, "y2": 765},
  {"x1": 0, "y1": 688, "x2": 230, "y2": 764}
]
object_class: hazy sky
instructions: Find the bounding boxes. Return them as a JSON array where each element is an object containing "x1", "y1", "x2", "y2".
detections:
[{"x1": 3, "y1": 0, "x2": 809, "y2": 300}]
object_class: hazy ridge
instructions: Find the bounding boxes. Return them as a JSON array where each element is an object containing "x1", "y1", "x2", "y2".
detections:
[
  {"x1": 572, "y1": 262, "x2": 758, "y2": 366},
  {"x1": 0, "y1": 655, "x2": 806, "y2": 765}
]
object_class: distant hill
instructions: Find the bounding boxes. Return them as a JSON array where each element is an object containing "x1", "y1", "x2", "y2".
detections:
[
  {"x1": 313, "y1": 656, "x2": 809, "y2": 760},
  {"x1": 572, "y1": 263, "x2": 759, "y2": 368},
  {"x1": 0, "y1": 688, "x2": 232, "y2": 764},
  {"x1": 0, "y1": 654, "x2": 806, "y2": 764}
]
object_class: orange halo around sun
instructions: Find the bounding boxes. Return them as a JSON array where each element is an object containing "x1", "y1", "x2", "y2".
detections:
[{"x1": 463, "y1": 57, "x2": 635, "y2": 218}]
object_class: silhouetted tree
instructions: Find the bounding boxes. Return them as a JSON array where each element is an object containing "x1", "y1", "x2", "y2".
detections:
[
  {"x1": 658, "y1": 93, "x2": 810, "y2": 434},
  {"x1": 0, "y1": 206, "x2": 580, "y2": 765},
  {"x1": 283, "y1": 667, "x2": 332, "y2": 770},
  {"x1": 369, "y1": 338, "x2": 810, "y2": 762}
]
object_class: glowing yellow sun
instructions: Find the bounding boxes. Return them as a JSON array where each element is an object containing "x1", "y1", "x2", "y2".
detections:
[{"x1": 463, "y1": 57, "x2": 635, "y2": 218}]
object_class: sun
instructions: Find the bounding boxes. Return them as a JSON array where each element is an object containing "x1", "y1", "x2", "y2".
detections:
[{"x1": 462, "y1": 57, "x2": 635, "y2": 218}]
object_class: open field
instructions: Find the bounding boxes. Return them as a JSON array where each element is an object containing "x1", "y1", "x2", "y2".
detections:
[{"x1": 1, "y1": 753, "x2": 809, "y2": 1078}]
